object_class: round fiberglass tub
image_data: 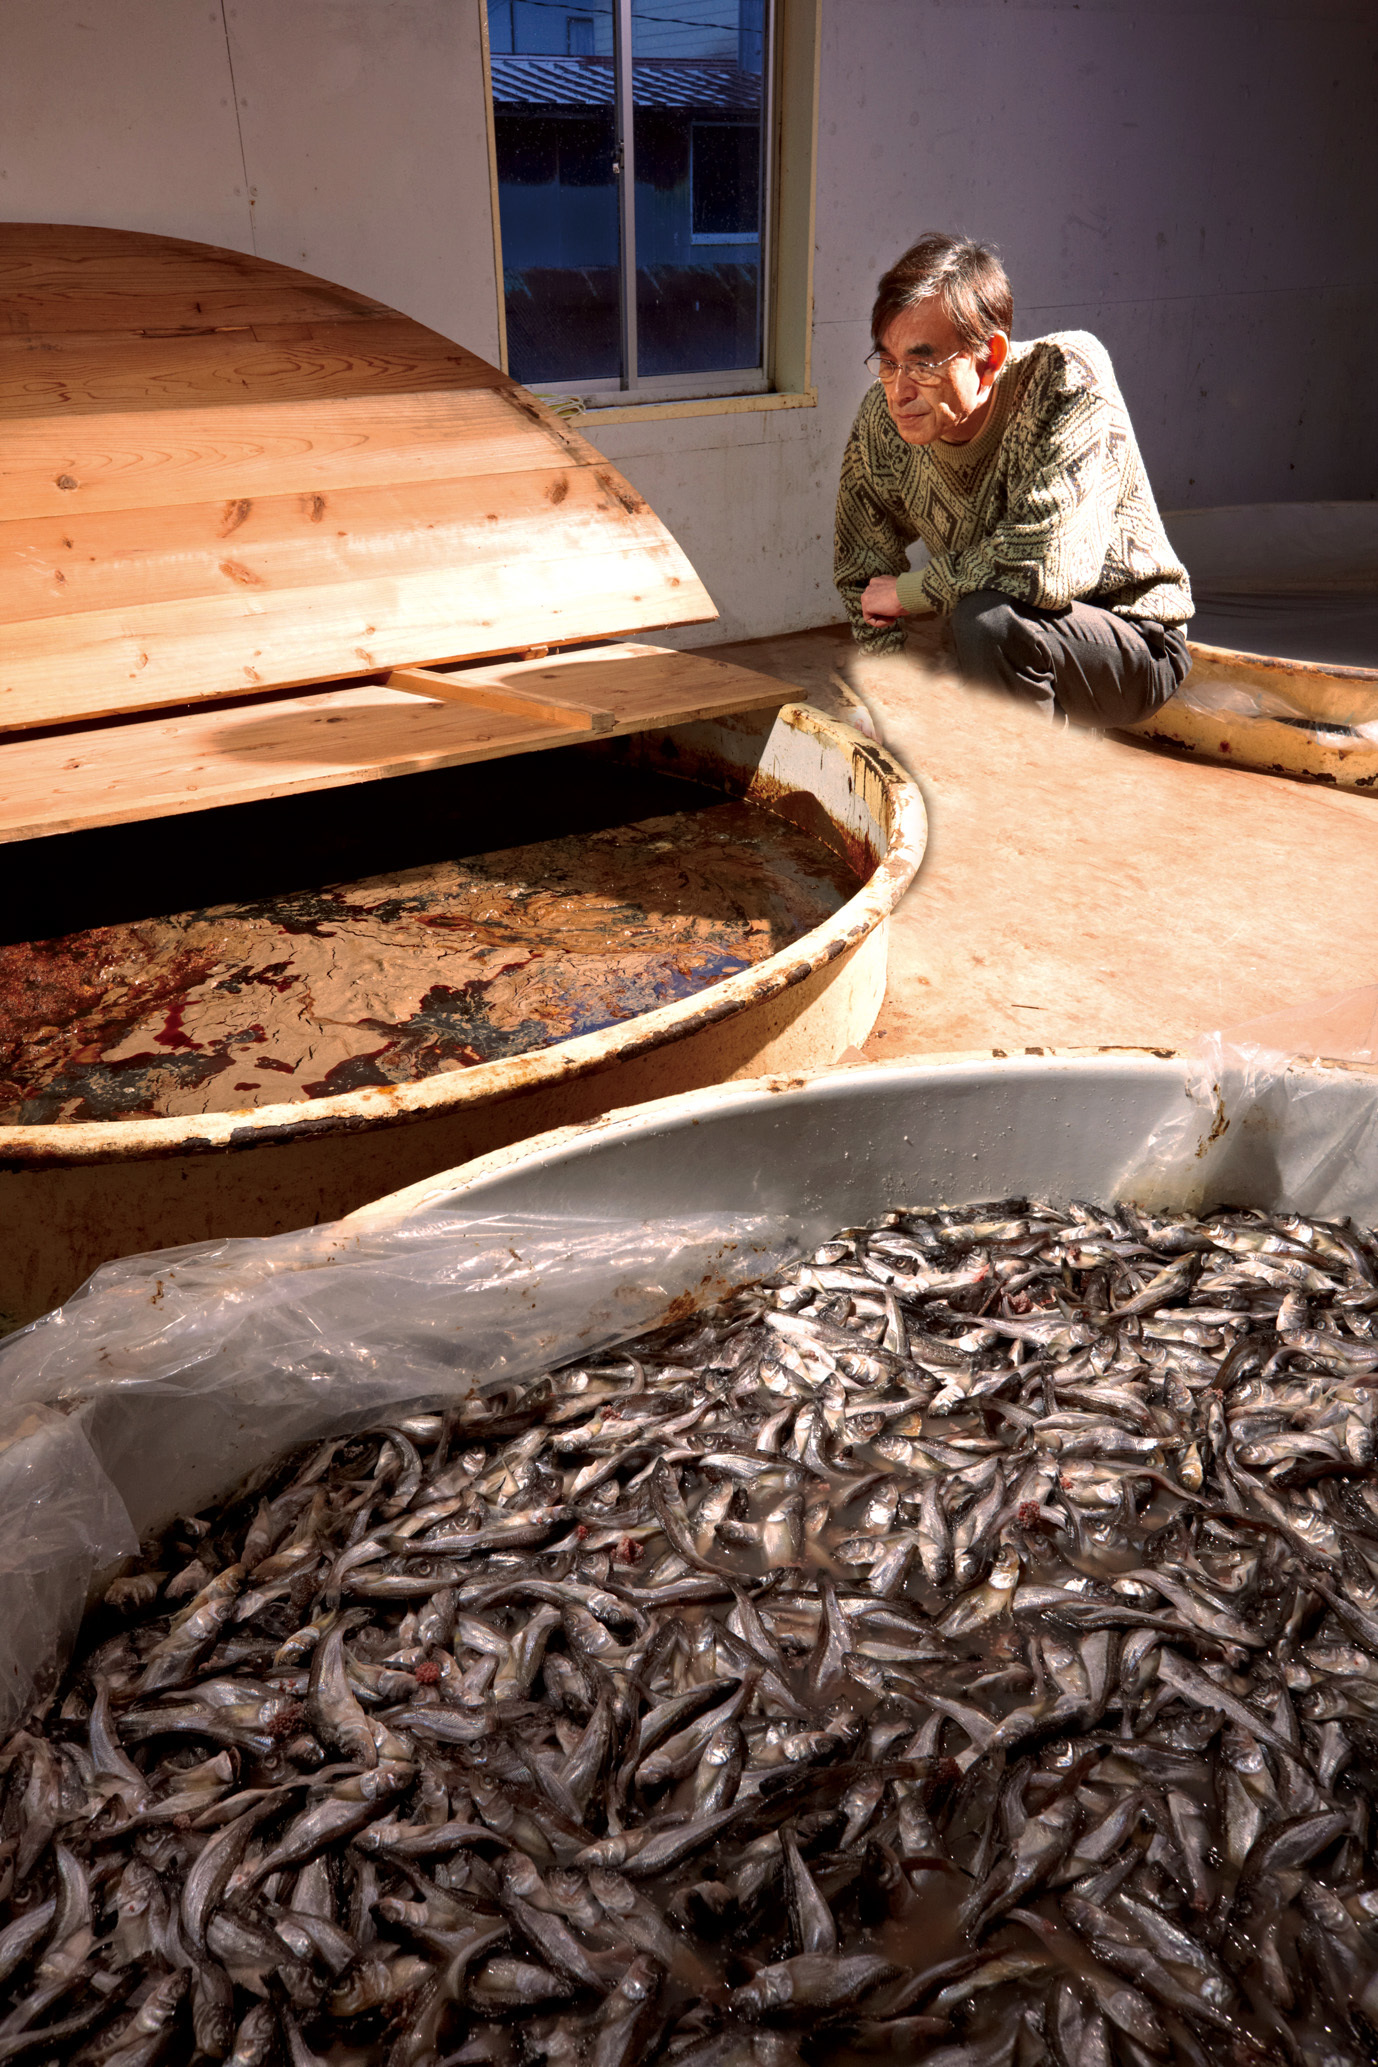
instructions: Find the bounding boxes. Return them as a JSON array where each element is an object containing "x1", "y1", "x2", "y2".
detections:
[
  {"x1": 1133, "y1": 503, "x2": 1378, "y2": 789},
  {"x1": 0, "y1": 702, "x2": 925, "y2": 1328}
]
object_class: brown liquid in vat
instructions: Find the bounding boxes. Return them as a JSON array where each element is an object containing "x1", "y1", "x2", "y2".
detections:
[{"x1": 0, "y1": 796, "x2": 858, "y2": 1123}]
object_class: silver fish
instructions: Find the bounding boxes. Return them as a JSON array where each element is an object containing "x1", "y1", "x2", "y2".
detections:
[{"x1": 6, "y1": 1196, "x2": 1378, "y2": 2066}]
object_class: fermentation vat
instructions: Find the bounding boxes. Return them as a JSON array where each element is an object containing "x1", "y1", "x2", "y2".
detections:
[{"x1": 1134, "y1": 502, "x2": 1378, "y2": 788}]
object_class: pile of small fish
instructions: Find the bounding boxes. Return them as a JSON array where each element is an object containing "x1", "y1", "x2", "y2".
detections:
[{"x1": 9, "y1": 1197, "x2": 1378, "y2": 2067}]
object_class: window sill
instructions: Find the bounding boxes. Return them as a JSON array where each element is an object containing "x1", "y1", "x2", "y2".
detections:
[{"x1": 576, "y1": 387, "x2": 817, "y2": 426}]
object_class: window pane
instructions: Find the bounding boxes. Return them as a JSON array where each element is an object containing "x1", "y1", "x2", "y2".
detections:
[
  {"x1": 632, "y1": 0, "x2": 765, "y2": 379},
  {"x1": 488, "y1": 1, "x2": 620, "y2": 384},
  {"x1": 692, "y1": 123, "x2": 760, "y2": 237}
]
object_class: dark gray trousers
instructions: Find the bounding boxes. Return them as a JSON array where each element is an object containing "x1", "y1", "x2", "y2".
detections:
[{"x1": 950, "y1": 588, "x2": 1191, "y2": 727}]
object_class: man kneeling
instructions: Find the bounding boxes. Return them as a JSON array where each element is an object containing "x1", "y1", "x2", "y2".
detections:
[{"x1": 835, "y1": 231, "x2": 1192, "y2": 728}]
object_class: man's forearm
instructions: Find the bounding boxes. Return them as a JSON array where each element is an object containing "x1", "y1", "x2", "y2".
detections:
[{"x1": 835, "y1": 416, "x2": 918, "y2": 636}]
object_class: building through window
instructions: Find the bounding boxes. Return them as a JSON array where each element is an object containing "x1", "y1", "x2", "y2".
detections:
[{"x1": 486, "y1": 1, "x2": 772, "y2": 398}]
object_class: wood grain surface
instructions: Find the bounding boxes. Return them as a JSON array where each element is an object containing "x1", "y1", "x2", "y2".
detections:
[
  {"x1": 0, "y1": 224, "x2": 715, "y2": 729},
  {"x1": 0, "y1": 645, "x2": 795, "y2": 842},
  {"x1": 387, "y1": 665, "x2": 615, "y2": 732},
  {"x1": 0, "y1": 319, "x2": 505, "y2": 420},
  {"x1": 0, "y1": 469, "x2": 684, "y2": 624}
]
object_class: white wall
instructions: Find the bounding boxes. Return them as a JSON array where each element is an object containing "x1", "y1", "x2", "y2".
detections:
[
  {"x1": 812, "y1": 0, "x2": 1378, "y2": 516},
  {"x1": 593, "y1": 0, "x2": 1378, "y2": 642},
  {"x1": 1, "y1": 0, "x2": 1373, "y2": 644},
  {"x1": 0, "y1": 3, "x2": 250, "y2": 248},
  {"x1": 0, "y1": 0, "x2": 502, "y2": 363}
]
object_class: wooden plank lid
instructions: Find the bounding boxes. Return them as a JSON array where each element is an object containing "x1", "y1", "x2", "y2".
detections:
[{"x1": 0, "y1": 224, "x2": 717, "y2": 733}]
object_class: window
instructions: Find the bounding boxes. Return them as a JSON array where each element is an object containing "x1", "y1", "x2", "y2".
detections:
[{"x1": 486, "y1": 0, "x2": 774, "y2": 401}]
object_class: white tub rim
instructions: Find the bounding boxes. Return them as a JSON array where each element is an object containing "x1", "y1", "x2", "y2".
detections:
[{"x1": 342, "y1": 1044, "x2": 1378, "y2": 1233}]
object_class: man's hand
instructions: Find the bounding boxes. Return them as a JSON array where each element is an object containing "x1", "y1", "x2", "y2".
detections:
[{"x1": 860, "y1": 576, "x2": 907, "y2": 626}]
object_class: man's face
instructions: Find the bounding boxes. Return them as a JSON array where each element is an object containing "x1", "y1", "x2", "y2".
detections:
[{"x1": 877, "y1": 295, "x2": 1001, "y2": 447}]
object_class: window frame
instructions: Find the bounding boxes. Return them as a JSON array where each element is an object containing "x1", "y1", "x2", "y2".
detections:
[{"x1": 481, "y1": 0, "x2": 820, "y2": 415}]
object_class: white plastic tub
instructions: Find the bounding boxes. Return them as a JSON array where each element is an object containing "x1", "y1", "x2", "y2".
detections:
[{"x1": 7, "y1": 1046, "x2": 1377, "y2": 1727}]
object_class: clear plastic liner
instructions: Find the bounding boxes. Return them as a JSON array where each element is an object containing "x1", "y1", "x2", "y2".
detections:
[
  {"x1": 0, "y1": 1405, "x2": 139, "y2": 1724},
  {"x1": 1174, "y1": 668, "x2": 1378, "y2": 739},
  {"x1": 1119, "y1": 986, "x2": 1378, "y2": 1216},
  {"x1": 0, "y1": 1206, "x2": 797, "y2": 1733}
]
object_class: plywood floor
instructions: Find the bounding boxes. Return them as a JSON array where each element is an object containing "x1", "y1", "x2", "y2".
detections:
[{"x1": 696, "y1": 620, "x2": 1378, "y2": 1061}]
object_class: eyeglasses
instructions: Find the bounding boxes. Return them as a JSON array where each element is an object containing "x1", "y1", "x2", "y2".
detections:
[{"x1": 864, "y1": 346, "x2": 968, "y2": 386}]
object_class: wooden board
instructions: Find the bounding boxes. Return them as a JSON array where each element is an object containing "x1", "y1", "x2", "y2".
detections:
[
  {"x1": 0, "y1": 319, "x2": 507, "y2": 419},
  {"x1": 0, "y1": 645, "x2": 798, "y2": 843},
  {"x1": 388, "y1": 665, "x2": 615, "y2": 732},
  {"x1": 0, "y1": 544, "x2": 701, "y2": 725},
  {"x1": 0, "y1": 222, "x2": 388, "y2": 334},
  {"x1": 0, "y1": 392, "x2": 615, "y2": 523},
  {"x1": 0, "y1": 224, "x2": 716, "y2": 730},
  {"x1": 0, "y1": 468, "x2": 679, "y2": 624}
]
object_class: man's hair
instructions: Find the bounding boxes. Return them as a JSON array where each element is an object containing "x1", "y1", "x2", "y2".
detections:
[{"x1": 871, "y1": 233, "x2": 1013, "y2": 352}]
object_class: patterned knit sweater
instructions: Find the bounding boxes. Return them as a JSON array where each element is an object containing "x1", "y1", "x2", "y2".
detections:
[{"x1": 834, "y1": 331, "x2": 1192, "y2": 653}]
